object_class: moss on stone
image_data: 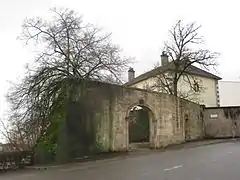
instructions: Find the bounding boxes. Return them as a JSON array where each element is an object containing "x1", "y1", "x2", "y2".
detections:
[{"x1": 223, "y1": 108, "x2": 240, "y2": 120}]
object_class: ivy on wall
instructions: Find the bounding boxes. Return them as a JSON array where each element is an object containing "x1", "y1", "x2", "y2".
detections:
[{"x1": 223, "y1": 108, "x2": 240, "y2": 120}]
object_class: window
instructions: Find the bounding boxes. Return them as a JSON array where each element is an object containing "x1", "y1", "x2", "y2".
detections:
[
  {"x1": 193, "y1": 81, "x2": 200, "y2": 92},
  {"x1": 143, "y1": 83, "x2": 151, "y2": 90}
]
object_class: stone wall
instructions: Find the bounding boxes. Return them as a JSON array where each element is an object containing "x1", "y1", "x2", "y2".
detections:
[
  {"x1": 203, "y1": 106, "x2": 240, "y2": 138},
  {"x1": 116, "y1": 85, "x2": 184, "y2": 149},
  {"x1": 38, "y1": 80, "x2": 240, "y2": 164},
  {"x1": 55, "y1": 80, "x2": 206, "y2": 162},
  {"x1": 83, "y1": 81, "x2": 183, "y2": 150},
  {"x1": 180, "y1": 99, "x2": 204, "y2": 141},
  {"x1": 79, "y1": 81, "x2": 204, "y2": 152}
]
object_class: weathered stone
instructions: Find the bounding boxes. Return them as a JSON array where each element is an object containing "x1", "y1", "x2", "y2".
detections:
[
  {"x1": 203, "y1": 106, "x2": 240, "y2": 138},
  {"x1": 77, "y1": 81, "x2": 205, "y2": 151},
  {"x1": 38, "y1": 81, "x2": 239, "y2": 164},
  {"x1": 180, "y1": 99, "x2": 204, "y2": 141}
]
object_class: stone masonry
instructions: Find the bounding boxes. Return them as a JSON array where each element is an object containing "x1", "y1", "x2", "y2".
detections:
[
  {"x1": 180, "y1": 99, "x2": 204, "y2": 141},
  {"x1": 37, "y1": 81, "x2": 238, "y2": 163},
  {"x1": 204, "y1": 106, "x2": 240, "y2": 138},
  {"x1": 82, "y1": 81, "x2": 204, "y2": 152}
]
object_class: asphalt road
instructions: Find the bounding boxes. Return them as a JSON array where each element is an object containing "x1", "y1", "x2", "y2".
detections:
[{"x1": 1, "y1": 141, "x2": 240, "y2": 180}]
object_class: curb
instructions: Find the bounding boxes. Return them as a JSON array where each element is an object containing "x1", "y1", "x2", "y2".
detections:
[
  {"x1": 169, "y1": 139, "x2": 237, "y2": 150},
  {"x1": 25, "y1": 139, "x2": 238, "y2": 171},
  {"x1": 183, "y1": 139, "x2": 233, "y2": 149}
]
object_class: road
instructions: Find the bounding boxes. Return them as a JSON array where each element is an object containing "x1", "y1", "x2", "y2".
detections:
[{"x1": 1, "y1": 141, "x2": 240, "y2": 180}]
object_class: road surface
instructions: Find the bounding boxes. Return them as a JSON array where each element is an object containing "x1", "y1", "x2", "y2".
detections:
[{"x1": 1, "y1": 141, "x2": 240, "y2": 180}]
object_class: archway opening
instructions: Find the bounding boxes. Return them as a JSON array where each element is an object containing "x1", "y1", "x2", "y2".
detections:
[{"x1": 128, "y1": 105, "x2": 153, "y2": 147}]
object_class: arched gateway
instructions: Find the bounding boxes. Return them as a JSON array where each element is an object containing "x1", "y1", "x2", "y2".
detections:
[{"x1": 126, "y1": 104, "x2": 155, "y2": 149}]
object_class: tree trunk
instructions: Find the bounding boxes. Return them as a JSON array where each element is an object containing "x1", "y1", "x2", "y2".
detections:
[{"x1": 173, "y1": 81, "x2": 178, "y2": 97}]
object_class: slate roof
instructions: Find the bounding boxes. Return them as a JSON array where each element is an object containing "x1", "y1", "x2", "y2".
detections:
[{"x1": 124, "y1": 62, "x2": 222, "y2": 86}]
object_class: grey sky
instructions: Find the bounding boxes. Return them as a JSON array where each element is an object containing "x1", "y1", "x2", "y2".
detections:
[{"x1": 0, "y1": 0, "x2": 239, "y2": 118}]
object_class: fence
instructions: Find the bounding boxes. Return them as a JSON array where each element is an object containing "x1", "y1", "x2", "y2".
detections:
[{"x1": 0, "y1": 151, "x2": 33, "y2": 172}]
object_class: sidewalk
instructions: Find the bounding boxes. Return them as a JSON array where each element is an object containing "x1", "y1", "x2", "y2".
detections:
[
  {"x1": 163, "y1": 138, "x2": 238, "y2": 150},
  {"x1": 26, "y1": 138, "x2": 238, "y2": 171}
]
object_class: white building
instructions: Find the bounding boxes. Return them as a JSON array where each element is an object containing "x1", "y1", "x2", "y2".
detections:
[
  {"x1": 219, "y1": 81, "x2": 240, "y2": 106},
  {"x1": 125, "y1": 53, "x2": 221, "y2": 107}
]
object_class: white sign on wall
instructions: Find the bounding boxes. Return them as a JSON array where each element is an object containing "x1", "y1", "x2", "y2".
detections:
[{"x1": 210, "y1": 114, "x2": 218, "y2": 118}]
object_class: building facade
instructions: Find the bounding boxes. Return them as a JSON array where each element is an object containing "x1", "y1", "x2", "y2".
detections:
[
  {"x1": 219, "y1": 80, "x2": 240, "y2": 106},
  {"x1": 125, "y1": 53, "x2": 221, "y2": 107}
]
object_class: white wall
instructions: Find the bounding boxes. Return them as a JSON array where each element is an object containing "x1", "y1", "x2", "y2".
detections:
[
  {"x1": 129, "y1": 74, "x2": 218, "y2": 107},
  {"x1": 219, "y1": 81, "x2": 240, "y2": 106},
  {"x1": 197, "y1": 77, "x2": 218, "y2": 107}
]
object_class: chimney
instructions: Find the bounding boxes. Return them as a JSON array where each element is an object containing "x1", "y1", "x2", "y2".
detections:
[
  {"x1": 128, "y1": 67, "x2": 135, "y2": 82},
  {"x1": 161, "y1": 51, "x2": 169, "y2": 66}
]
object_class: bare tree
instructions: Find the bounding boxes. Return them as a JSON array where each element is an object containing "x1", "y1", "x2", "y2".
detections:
[
  {"x1": 149, "y1": 20, "x2": 219, "y2": 128},
  {"x1": 151, "y1": 20, "x2": 218, "y2": 102},
  {"x1": 6, "y1": 7, "x2": 131, "y2": 149},
  {"x1": 0, "y1": 118, "x2": 32, "y2": 151},
  {"x1": 152, "y1": 62, "x2": 206, "y2": 103}
]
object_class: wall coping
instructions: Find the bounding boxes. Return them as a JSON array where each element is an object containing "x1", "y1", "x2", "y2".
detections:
[
  {"x1": 205, "y1": 106, "x2": 240, "y2": 109},
  {"x1": 86, "y1": 80, "x2": 201, "y2": 106}
]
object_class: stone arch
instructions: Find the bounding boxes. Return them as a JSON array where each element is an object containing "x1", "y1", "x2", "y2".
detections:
[{"x1": 125, "y1": 103, "x2": 156, "y2": 148}]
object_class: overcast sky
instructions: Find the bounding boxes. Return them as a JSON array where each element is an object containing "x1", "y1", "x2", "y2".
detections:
[{"x1": 0, "y1": 0, "x2": 240, "y2": 118}]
